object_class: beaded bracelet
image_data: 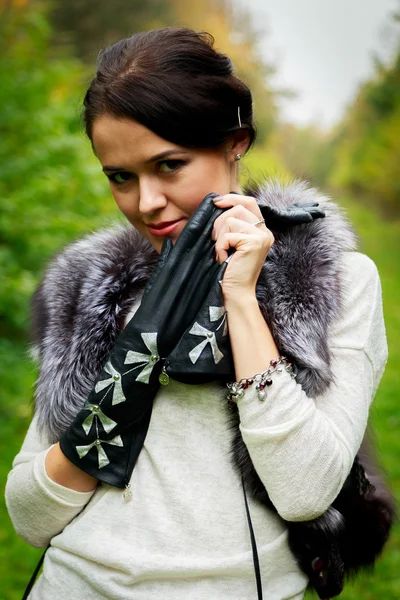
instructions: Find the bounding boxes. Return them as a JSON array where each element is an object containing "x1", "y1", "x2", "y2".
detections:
[{"x1": 226, "y1": 356, "x2": 295, "y2": 406}]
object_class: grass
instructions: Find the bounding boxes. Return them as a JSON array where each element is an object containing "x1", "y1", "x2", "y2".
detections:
[
  {"x1": 1, "y1": 193, "x2": 399, "y2": 599},
  {"x1": 316, "y1": 195, "x2": 400, "y2": 599}
]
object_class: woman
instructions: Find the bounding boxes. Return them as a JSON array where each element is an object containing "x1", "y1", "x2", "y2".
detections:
[{"x1": 5, "y1": 27, "x2": 390, "y2": 600}]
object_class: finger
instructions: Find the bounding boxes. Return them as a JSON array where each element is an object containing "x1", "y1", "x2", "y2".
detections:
[
  {"x1": 212, "y1": 203, "x2": 264, "y2": 241},
  {"x1": 294, "y1": 201, "x2": 320, "y2": 208},
  {"x1": 216, "y1": 215, "x2": 268, "y2": 240},
  {"x1": 219, "y1": 232, "x2": 272, "y2": 261},
  {"x1": 217, "y1": 232, "x2": 253, "y2": 263},
  {"x1": 309, "y1": 207, "x2": 325, "y2": 220},
  {"x1": 294, "y1": 213, "x2": 313, "y2": 223},
  {"x1": 215, "y1": 217, "x2": 271, "y2": 262},
  {"x1": 213, "y1": 193, "x2": 263, "y2": 216},
  {"x1": 258, "y1": 204, "x2": 278, "y2": 214}
]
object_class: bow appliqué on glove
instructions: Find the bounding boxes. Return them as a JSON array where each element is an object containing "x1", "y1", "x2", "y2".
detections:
[
  {"x1": 188, "y1": 306, "x2": 227, "y2": 365},
  {"x1": 124, "y1": 332, "x2": 160, "y2": 384},
  {"x1": 76, "y1": 435, "x2": 124, "y2": 469}
]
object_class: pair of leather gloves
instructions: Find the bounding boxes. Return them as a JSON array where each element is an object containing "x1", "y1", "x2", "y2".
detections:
[{"x1": 59, "y1": 193, "x2": 324, "y2": 489}]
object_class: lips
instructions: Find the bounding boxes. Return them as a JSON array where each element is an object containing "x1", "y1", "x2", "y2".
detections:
[{"x1": 146, "y1": 218, "x2": 184, "y2": 237}]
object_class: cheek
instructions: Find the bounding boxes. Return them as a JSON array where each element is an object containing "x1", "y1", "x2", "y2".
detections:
[
  {"x1": 184, "y1": 195, "x2": 204, "y2": 215},
  {"x1": 179, "y1": 163, "x2": 229, "y2": 212},
  {"x1": 196, "y1": 160, "x2": 231, "y2": 195},
  {"x1": 112, "y1": 189, "x2": 138, "y2": 220},
  {"x1": 112, "y1": 191, "x2": 148, "y2": 238}
]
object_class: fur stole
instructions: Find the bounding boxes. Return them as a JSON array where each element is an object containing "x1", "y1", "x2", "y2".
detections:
[{"x1": 31, "y1": 178, "x2": 357, "y2": 444}]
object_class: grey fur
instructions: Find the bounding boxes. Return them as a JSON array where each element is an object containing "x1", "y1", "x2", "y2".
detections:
[{"x1": 31, "y1": 179, "x2": 357, "y2": 450}]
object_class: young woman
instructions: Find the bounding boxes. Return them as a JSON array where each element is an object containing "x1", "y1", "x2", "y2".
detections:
[{"x1": 6, "y1": 27, "x2": 390, "y2": 600}]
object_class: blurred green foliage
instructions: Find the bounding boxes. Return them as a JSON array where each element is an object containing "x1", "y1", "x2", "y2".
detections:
[
  {"x1": 1, "y1": 2, "x2": 400, "y2": 600},
  {"x1": 269, "y1": 11, "x2": 400, "y2": 219},
  {"x1": 0, "y1": 7, "x2": 120, "y2": 595},
  {"x1": 0, "y1": 5, "x2": 120, "y2": 339},
  {"x1": 321, "y1": 13, "x2": 400, "y2": 217},
  {"x1": 328, "y1": 41, "x2": 400, "y2": 216},
  {"x1": 265, "y1": 123, "x2": 334, "y2": 188},
  {"x1": 49, "y1": 0, "x2": 173, "y2": 62},
  {"x1": 0, "y1": 0, "x2": 280, "y2": 342}
]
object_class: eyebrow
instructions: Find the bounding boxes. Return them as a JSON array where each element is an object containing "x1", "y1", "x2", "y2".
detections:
[{"x1": 102, "y1": 150, "x2": 190, "y2": 172}]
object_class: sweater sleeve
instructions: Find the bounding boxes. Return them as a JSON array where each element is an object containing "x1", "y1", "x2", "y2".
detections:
[
  {"x1": 5, "y1": 415, "x2": 96, "y2": 548},
  {"x1": 237, "y1": 252, "x2": 388, "y2": 522}
]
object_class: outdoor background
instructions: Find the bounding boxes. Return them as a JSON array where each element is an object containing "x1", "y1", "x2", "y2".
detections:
[{"x1": 1, "y1": 0, "x2": 400, "y2": 598}]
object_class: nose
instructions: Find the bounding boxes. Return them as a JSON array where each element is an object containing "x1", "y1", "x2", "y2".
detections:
[{"x1": 138, "y1": 177, "x2": 167, "y2": 216}]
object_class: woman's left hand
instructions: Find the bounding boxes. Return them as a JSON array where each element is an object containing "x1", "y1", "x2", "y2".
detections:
[{"x1": 212, "y1": 193, "x2": 274, "y2": 299}]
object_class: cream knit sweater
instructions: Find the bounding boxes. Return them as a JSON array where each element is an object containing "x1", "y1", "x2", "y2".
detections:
[{"x1": 5, "y1": 252, "x2": 388, "y2": 600}]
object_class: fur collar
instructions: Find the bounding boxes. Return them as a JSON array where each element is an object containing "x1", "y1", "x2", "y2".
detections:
[{"x1": 31, "y1": 179, "x2": 356, "y2": 444}]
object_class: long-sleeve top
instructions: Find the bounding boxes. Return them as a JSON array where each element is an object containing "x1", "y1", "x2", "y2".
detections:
[{"x1": 5, "y1": 251, "x2": 388, "y2": 600}]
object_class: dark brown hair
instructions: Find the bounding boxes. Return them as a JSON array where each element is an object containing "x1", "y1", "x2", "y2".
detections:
[{"x1": 83, "y1": 27, "x2": 256, "y2": 152}]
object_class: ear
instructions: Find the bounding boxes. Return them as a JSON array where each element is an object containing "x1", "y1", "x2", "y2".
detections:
[{"x1": 225, "y1": 129, "x2": 251, "y2": 161}]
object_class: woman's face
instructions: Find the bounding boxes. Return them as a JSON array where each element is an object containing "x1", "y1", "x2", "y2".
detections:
[{"x1": 92, "y1": 115, "x2": 246, "y2": 252}]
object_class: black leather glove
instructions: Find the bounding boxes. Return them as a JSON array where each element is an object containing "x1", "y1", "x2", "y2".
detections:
[
  {"x1": 259, "y1": 201, "x2": 325, "y2": 231},
  {"x1": 165, "y1": 258, "x2": 234, "y2": 385},
  {"x1": 165, "y1": 196, "x2": 326, "y2": 385},
  {"x1": 59, "y1": 192, "x2": 227, "y2": 489}
]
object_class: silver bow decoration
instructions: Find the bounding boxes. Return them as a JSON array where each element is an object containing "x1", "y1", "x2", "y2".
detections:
[
  {"x1": 188, "y1": 306, "x2": 227, "y2": 365},
  {"x1": 81, "y1": 402, "x2": 118, "y2": 436},
  {"x1": 76, "y1": 435, "x2": 124, "y2": 469},
  {"x1": 124, "y1": 332, "x2": 160, "y2": 384},
  {"x1": 94, "y1": 360, "x2": 126, "y2": 405},
  {"x1": 188, "y1": 323, "x2": 223, "y2": 364},
  {"x1": 209, "y1": 306, "x2": 228, "y2": 335}
]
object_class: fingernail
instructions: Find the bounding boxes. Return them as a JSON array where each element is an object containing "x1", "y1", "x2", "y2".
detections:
[{"x1": 213, "y1": 196, "x2": 222, "y2": 202}]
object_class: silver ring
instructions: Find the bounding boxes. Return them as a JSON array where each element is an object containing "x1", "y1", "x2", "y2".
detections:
[{"x1": 253, "y1": 218, "x2": 265, "y2": 227}]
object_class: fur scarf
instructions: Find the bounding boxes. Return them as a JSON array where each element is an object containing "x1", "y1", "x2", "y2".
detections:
[{"x1": 31, "y1": 179, "x2": 356, "y2": 442}]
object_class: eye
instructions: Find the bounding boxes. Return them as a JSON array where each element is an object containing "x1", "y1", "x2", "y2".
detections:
[
  {"x1": 158, "y1": 160, "x2": 185, "y2": 174},
  {"x1": 107, "y1": 172, "x2": 134, "y2": 184}
]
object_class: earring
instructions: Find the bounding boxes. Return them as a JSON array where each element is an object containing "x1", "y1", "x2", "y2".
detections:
[{"x1": 235, "y1": 153, "x2": 242, "y2": 162}]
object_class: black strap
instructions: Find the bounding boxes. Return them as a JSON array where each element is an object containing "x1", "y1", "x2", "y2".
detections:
[
  {"x1": 242, "y1": 476, "x2": 263, "y2": 600},
  {"x1": 22, "y1": 544, "x2": 50, "y2": 600}
]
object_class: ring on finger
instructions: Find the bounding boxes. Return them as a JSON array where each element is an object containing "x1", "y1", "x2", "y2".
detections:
[{"x1": 253, "y1": 218, "x2": 265, "y2": 227}]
